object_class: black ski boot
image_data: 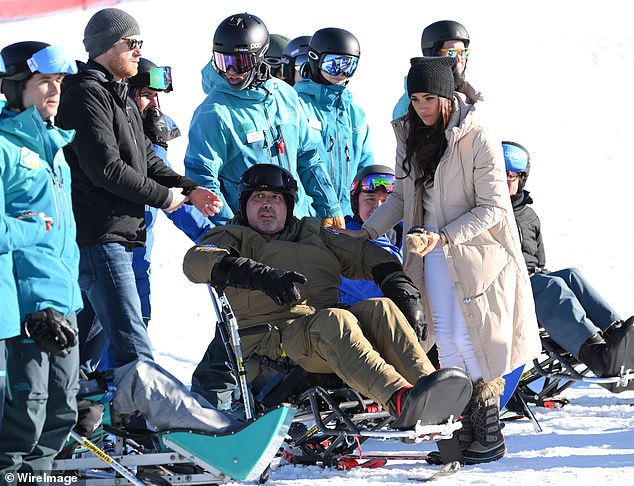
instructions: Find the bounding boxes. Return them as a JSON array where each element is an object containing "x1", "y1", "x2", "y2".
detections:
[
  {"x1": 389, "y1": 367, "x2": 472, "y2": 430},
  {"x1": 583, "y1": 317, "x2": 634, "y2": 392},
  {"x1": 462, "y1": 377, "x2": 507, "y2": 465},
  {"x1": 425, "y1": 399, "x2": 474, "y2": 465}
]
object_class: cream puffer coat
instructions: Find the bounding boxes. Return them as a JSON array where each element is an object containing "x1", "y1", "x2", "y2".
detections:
[{"x1": 363, "y1": 93, "x2": 541, "y2": 381}]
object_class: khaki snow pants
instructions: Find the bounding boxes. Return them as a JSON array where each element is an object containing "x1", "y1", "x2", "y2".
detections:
[{"x1": 257, "y1": 298, "x2": 435, "y2": 408}]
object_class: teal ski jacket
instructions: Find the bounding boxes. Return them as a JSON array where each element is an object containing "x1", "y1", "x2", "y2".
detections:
[
  {"x1": 294, "y1": 78, "x2": 374, "y2": 216},
  {"x1": 0, "y1": 101, "x2": 82, "y2": 324},
  {"x1": 184, "y1": 62, "x2": 342, "y2": 225}
]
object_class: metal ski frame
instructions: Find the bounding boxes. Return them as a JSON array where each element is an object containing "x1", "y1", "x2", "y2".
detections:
[
  {"x1": 208, "y1": 284, "x2": 256, "y2": 420},
  {"x1": 285, "y1": 385, "x2": 462, "y2": 467}
]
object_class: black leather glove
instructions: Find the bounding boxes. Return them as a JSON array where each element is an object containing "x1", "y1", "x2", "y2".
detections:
[
  {"x1": 143, "y1": 107, "x2": 169, "y2": 149},
  {"x1": 23, "y1": 308, "x2": 77, "y2": 357},
  {"x1": 212, "y1": 256, "x2": 307, "y2": 306},
  {"x1": 380, "y1": 273, "x2": 428, "y2": 341}
]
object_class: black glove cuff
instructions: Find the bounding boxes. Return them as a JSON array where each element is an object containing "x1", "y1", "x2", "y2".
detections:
[
  {"x1": 371, "y1": 262, "x2": 403, "y2": 286},
  {"x1": 211, "y1": 255, "x2": 240, "y2": 286}
]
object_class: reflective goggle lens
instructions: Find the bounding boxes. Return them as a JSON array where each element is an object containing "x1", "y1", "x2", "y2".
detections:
[
  {"x1": 0, "y1": 55, "x2": 6, "y2": 74},
  {"x1": 438, "y1": 47, "x2": 471, "y2": 58},
  {"x1": 26, "y1": 45, "x2": 77, "y2": 75},
  {"x1": 148, "y1": 66, "x2": 172, "y2": 90},
  {"x1": 502, "y1": 142, "x2": 529, "y2": 172},
  {"x1": 213, "y1": 52, "x2": 256, "y2": 74},
  {"x1": 359, "y1": 173, "x2": 395, "y2": 193},
  {"x1": 320, "y1": 54, "x2": 359, "y2": 77},
  {"x1": 294, "y1": 54, "x2": 308, "y2": 71}
]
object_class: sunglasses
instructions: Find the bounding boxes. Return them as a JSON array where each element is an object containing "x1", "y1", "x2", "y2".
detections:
[
  {"x1": 25, "y1": 45, "x2": 78, "y2": 75},
  {"x1": 506, "y1": 171, "x2": 524, "y2": 181},
  {"x1": 319, "y1": 54, "x2": 359, "y2": 77},
  {"x1": 213, "y1": 51, "x2": 256, "y2": 74},
  {"x1": 351, "y1": 173, "x2": 395, "y2": 194},
  {"x1": 438, "y1": 47, "x2": 471, "y2": 58},
  {"x1": 122, "y1": 38, "x2": 143, "y2": 51}
]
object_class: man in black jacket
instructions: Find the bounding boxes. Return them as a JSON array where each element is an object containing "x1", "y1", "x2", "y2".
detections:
[
  {"x1": 56, "y1": 8, "x2": 222, "y2": 372},
  {"x1": 504, "y1": 141, "x2": 633, "y2": 392}
]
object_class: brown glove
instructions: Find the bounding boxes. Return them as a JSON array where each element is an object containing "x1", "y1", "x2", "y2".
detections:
[
  {"x1": 321, "y1": 216, "x2": 346, "y2": 229},
  {"x1": 406, "y1": 226, "x2": 432, "y2": 254}
]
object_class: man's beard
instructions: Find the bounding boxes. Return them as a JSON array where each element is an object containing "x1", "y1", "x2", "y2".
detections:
[{"x1": 111, "y1": 56, "x2": 138, "y2": 80}]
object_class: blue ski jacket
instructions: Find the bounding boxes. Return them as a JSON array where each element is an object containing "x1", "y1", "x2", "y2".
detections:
[
  {"x1": 294, "y1": 78, "x2": 374, "y2": 216},
  {"x1": 0, "y1": 101, "x2": 82, "y2": 324},
  {"x1": 184, "y1": 62, "x2": 342, "y2": 225},
  {"x1": 338, "y1": 217, "x2": 402, "y2": 307}
]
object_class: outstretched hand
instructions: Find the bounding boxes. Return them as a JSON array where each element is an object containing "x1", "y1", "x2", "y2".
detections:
[{"x1": 189, "y1": 187, "x2": 224, "y2": 217}]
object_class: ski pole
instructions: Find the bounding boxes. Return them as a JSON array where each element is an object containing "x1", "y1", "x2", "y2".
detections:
[
  {"x1": 208, "y1": 285, "x2": 256, "y2": 420},
  {"x1": 69, "y1": 430, "x2": 145, "y2": 486}
]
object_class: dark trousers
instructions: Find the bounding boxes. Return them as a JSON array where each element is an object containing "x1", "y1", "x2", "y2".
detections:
[
  {"x1": 191, "y1": 332, "x2": 240, "y2": 411},
  {"x1": 0, "y1": 314, "x2": 79, "y2": 476}
]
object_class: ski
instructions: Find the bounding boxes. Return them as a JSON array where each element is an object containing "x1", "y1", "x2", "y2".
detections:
[
  {"x1": 408, "y1": 460, "x2": 461, "y2": 482},
  {"x1": 343, "y1": 452, "x2": 430, "y2": 461}
]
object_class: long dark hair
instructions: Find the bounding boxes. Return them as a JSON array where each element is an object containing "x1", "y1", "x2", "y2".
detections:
[{"x1": 401, "y1": 98, "x2": 453, "y2": 187}]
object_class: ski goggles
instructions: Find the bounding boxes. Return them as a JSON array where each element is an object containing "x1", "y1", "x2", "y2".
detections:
[
  {"x1": 241, "y1": 164, "x2": 298, "y2": 194},
  {"x1": 437, "y1": 47, "x2": 471, "y2": 58},
  {"x1": 213, "y1": 51, "x2": 256, "y2": 74},
  {"x1": 294, "y1": 54, "x2": 308, "y2": 71},
  {"x1": 502, "y1": 141, "x2": 529, "y2": 172},
  {"x1": 351, "y1": 173, "x2": 395, "y2": 194},
  {"x1": 0, "y1": 55, "x2": 6, "y2": 74},
  {"x1": 147, "y1": 66, "x2": 172, "y2": 91},
  {"x1": 25, "y1": 45, "x2": 78, "y2": 75},
  {"x1": 264, "y1": 56, "x2": 283, "y2": 67},
  {"x1": 319, "y1": 54, "x2": 359, "y2": 77}
]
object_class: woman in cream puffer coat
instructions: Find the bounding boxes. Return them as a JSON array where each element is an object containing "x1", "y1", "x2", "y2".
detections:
[{"x1": 343, "y1": 57, "x2": 540, "y2": 464}]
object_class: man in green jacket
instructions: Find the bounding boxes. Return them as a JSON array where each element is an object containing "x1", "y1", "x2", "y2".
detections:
[{"x1": 183, "y1": 164, "x2": 471, "y2": 430}]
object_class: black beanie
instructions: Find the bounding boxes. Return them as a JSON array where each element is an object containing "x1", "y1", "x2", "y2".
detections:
[
  {"x1": 406, "y1": 56, "x2": 457, "y2": 99},
  {"x1": 83, "y1": 8, "x2": 140, "y2": 60}
]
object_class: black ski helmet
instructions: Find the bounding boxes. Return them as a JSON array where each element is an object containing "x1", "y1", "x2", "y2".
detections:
[
  {"x1": 421, "y1": 20, "x2": 470, "y2": 56},
  {"x1": 1, "y1": 41, "x2": 50, "y2": 110},
  {"x1": 237, "y1": 164, "x2": 298, "y2": 225},
  {"x1": 128, "y1": 57, "x2": 173, "y2": 92},
  {"x1": 502, "y1": 141, "x2": 531, "y2": 192},
  {"x1": 265, "y1": 34, "x2": 290, "y2": 76},
  {"x1": 307, "y1": 28, "x2": 360, "y2": 84},
  {"x1": 281, "y1": 35, "x2": 311, "y2": 85},
  {"x1": 350, "y1": 164, "x2": 395, "y2": 216},
  {"x1": 213, "y1": 13, "x2": 269, "y2": 91}
]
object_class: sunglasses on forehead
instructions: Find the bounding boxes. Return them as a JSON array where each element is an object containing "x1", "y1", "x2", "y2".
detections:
[{"x1": 122, "y1": 38, "x2": 143, "y2": 51}]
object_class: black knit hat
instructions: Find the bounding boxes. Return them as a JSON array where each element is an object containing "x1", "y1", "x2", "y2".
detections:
[
  {"x1": 83, "y1": 8, "x2": 140, "y2": 59},
  {"x1": 406, "y1": 56, "x2": 456, "y2": 99}
]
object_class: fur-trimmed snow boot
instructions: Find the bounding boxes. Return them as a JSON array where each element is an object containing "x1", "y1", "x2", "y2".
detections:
[{"x1": 461, "y1": 377, "x2": 507, "y2": 465}]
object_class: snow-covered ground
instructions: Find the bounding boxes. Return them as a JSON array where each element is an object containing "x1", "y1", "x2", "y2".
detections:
[{"x1": 2, "y1": 0, "x2": 633, "y2": 484}]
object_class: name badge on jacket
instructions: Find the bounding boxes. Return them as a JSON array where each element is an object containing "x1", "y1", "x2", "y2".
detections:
[
  {"x1": 19, "y1": 147, "x2": 40, "y2": 170},
  {"x1": 246, "y1": 130, "x2": 265, "y2": 144}
]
